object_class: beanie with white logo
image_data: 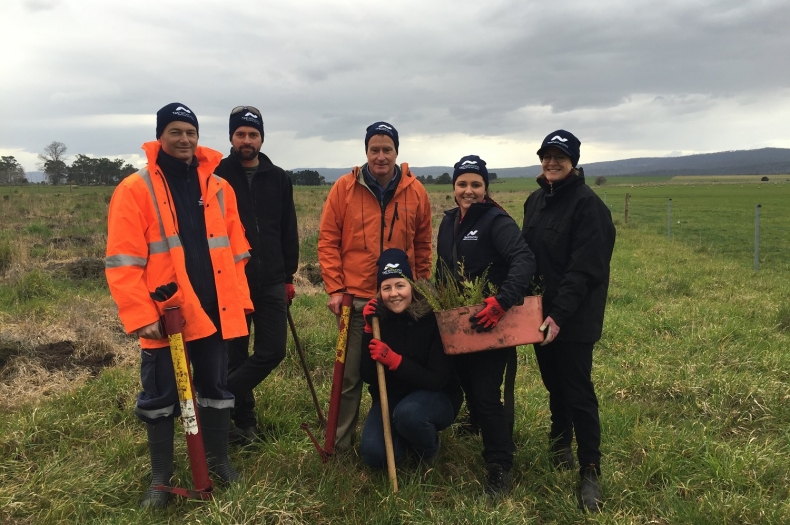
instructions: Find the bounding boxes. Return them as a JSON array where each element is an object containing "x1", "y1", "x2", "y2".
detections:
[
  {"x1": 365, "y1": 121, "x2": 399, "y2": 153},
  {"x1": 156, "y1": 102, "x2": 199, "y2": 138},
  {"x1": 229, "y1": 107, "x2": 264, "y2": 140},
  {"x1": 376, "y1": 248, "x2": 413, "y2": 288},
  {"x1": 452, "y1": 155, "x2": 489, "y2": 188},
  {"x1": 537, "y1": 129, "x2": 581, "y2": 167}
]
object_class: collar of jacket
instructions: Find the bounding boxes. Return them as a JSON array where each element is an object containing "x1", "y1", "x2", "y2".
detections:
[
  {"x1": 352, "y1": 163, "x2": 415, "y2": 193},
  {"x1": 142, "y1": 141, "x2": 223, "y2": 181},
  {"x1": 443, "y1": 200, "x2": 496, "y2": 223},
  {"x1": 536, "y1": 166, "x2": 586, "y2": 197},
  {"x1": 226, "y1": 149, "x2": 276, "y2": 174}
]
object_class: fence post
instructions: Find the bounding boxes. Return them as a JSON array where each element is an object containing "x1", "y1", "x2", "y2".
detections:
[
  {"x1": 625, "y1": 193, "x2": 630, "y2": 225},
  {"x1": 667, "y1": 198, "x2": 672, "y2": 239},
  {"x1": 754, "y1": 204, "x2": 761, "y2": 271}
]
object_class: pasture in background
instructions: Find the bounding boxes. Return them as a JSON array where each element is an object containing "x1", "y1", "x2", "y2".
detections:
[{"x1": 0, "y1": 175, "x2": 789, "y2": 524}]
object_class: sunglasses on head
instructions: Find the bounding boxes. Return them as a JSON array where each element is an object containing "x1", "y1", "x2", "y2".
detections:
[{"x1": 231, "y1": 106, "x2": 261, "y2": 116}]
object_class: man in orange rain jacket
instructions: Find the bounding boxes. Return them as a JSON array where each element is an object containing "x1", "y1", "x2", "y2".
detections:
[
  {"x1": 318, "y1": 121, "x2": 432, "y2": 451},
  {"x1": 105, "y1": 102, "x2": 253, "y2": 509}
]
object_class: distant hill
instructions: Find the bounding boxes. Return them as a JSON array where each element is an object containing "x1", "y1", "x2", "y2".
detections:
[{"x1": 293, "y1": 148, "x2": 790, "y2": 182}]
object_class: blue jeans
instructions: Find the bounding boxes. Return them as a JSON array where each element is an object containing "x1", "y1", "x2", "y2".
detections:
[{"x1": 360, "y1": 390, "x2": 455, "y2": 469}]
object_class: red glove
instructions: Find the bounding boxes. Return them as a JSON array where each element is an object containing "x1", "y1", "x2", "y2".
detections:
[
  {"x1": 368, "y1": 338, "x2": 402, "y2": 371},
  {"x1": 285, "y1": 283, "x2": 295, "y2": 305},
  {"x1": 469, "y1": 296, "x2": 505, "y2": 332},
  {"x1": 362, "y1": 298, "x2": 387, "y2": 333},
  {"x1": 539, "y1": 316, "x2": 560, "y2": 346}
]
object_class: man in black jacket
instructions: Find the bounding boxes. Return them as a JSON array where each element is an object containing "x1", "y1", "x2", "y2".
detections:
[{"x1": 214, "y1": 106, "x2": 299, "y2": 443}]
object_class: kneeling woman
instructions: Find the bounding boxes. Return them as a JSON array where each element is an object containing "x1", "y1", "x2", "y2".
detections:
[
  {"x1": 436, "y1": 155, "x2": 535, "y2": 496},
  {"x1": 359, "y1": 249, "x2": 462, "y2": 468}
]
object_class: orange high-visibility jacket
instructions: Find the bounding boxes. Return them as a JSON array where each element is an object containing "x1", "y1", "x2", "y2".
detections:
[
  {"x1": 318, "y1": 164, "x2": 432, "y2": 299},
  {"x1": 105, "y1": 141, "x2": 253, "y2": 349}
]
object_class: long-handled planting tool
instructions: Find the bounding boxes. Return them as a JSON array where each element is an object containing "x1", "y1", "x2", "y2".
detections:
[
  {"x1": 302, "y1": 293, "x2": 354, "y2": 462},
  {"x1": 151, "y1": 283, "x2": 213, "y2": 501},
  {"x1": 372, "y1": 317, "x2": 398, "y2": 493},
  {"x1": 287, "y1": 307, "x2": 327, "y2": 428}
]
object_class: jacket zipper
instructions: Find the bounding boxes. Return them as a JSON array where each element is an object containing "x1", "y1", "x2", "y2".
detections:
[{"x1": 387, "y1": 202, "x2": 399, "y2": 242}]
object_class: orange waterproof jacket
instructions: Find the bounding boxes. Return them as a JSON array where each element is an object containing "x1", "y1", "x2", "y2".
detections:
[
  {"x1": 105, "y1": 141, "x2": 253, "y2": 349},
  {"x1": 318, "y1": 164, "x2": 432, "y2": 299}
]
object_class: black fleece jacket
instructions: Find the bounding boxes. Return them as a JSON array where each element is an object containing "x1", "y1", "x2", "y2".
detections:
[
  {"x1": 360, "y1": 299, "x2": 463, "y2": 415},
  {"x1": 214, "y1": 151, "x2": 299, "y2": 288},
  {"x1": 436, "y1": 202, "x2": 535, "y2": 310},
  {"x1": 521, "y1": 170, "x2": 616, "y2": 342},
  {"x1": 157, "y1": 150, "x2": 217, "y2": 310}
]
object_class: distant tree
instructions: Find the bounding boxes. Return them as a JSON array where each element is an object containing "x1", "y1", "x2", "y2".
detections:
[
  {"x1": 595, "y1": 176, "x2": 607, "y2": 186},
  {"x1": 68, "y1": 155, "x2": 133, "y2": 185},
  {"x1": 0, "y1": 156, "x2": 26, "y2": 184},
  {"x1": 425, "y1": 175, "x2": 435, "y2": 184},
  {"x1": 415, "y1": 175, "x2": 426, "y2": 183},
  {"x1": 120, "y1": 162, "x2": 136, "y2": 181},
  {"x1": 289, "y1": 169, "x2": 325, "y2": 186},
  {"x1": 761, "y1": 176, "x2": 769, "y2": 181},
  {"x1": 489, "y1": 172, "x2": 498, "y2": 181},
  {"x1": 38, "y1": 141, "x2": 69, "y2": 185},
  {"x1": 435, "y1": 172, "x2": 451, "y2": 184}
]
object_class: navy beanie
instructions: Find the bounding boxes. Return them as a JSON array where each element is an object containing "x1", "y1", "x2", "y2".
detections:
[
  {"x1": 156, "y1": 102, "x2": 199, "y2": 138},
  {"x1": 537, "y1": 129, "x2": 581, "y2": 167},
  {"x1": 365, "y1": 121, "x2": 399, "y2": 153},
  {"x1": 452, "y1": 155, "x2": 489, "y2": 188},
  {"x1": 376, "y1": 248, "x2": 413, "y2": 288},
  {"x1": 229, "y1": 107, "x2": 264, "y2": 140}
]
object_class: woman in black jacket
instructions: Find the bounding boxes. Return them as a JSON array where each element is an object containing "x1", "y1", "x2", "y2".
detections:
[
  {"x1": 435, "y1": 155, "x2": 535, "y2": 497},
  {"x1": 521, "y1": 130, "x2": 615, "y2": 513},
  {"x1": 359, "y1": 249, "x2": 462, "y2": 469}
]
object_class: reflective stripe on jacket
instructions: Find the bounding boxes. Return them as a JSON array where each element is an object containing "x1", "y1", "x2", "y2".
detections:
[
  {"x1": 105, "y1": 141, "x2": 253, "y2": 349},
  {"x1": 318, "y1": 163, "x2": 432, "y2": 299}
]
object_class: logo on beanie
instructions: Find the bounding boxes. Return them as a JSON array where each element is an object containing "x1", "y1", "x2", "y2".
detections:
[
  {"x1": 550, "y1": 135, "x2": 568, "y2": 142},
  {"x1": 382, "y1": 263, "x2": 404, "y2": 277},
  {"x1": 376, "y1": 124, "x2": 393, "y2": 132},
  {"x1": 175, "y1": 106, "x2": 192, "y2": 113},
  {"x1": 244, "y1": 112, "x2": 258, "y2": 119},
  {"x1": 460, "y1": 160, "x2": 480, "y2": 170},
  {"x1": 172, "y1": 106, "x2": 195, "y2": 120},
  {"x1": 463, "y1": 230, "x2": 479, "y2": 241}
]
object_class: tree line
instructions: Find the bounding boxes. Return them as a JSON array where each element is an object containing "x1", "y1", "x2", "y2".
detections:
[{"x1": 0, "y1": 141, "x2": 137, "y2": 186}]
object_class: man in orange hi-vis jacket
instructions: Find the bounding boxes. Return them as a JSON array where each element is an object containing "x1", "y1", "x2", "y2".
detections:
[
  {"x1": 105, "y1": 102, "x2": 254, "y2": 509},
  {"x1": 318, "y1": 121, "x2": 433, "y2": 452}
]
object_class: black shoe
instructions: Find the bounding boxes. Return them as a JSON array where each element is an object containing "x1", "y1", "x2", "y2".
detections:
[
  {"x1": 577, "y1": 464, "x2": 602, "y2": 513},
  {"x1": 484, "y1": 463, "x2": 512, "y2": 497},
  {"x1": 140, "y1": 418, "x2": 174, "y2": 509},
  {"x1": 551, "y1": 443, "x2": 575, "y2": 471},
  {"x1": 229, "y1": 423, "x2": 261, "y2": 446}
]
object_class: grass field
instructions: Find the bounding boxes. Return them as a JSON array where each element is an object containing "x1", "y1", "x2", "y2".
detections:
[{"x1": 1, "y1": 176, "x2": 789, "y2": 524}]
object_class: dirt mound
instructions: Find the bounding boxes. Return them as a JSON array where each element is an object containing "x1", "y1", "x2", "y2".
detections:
[
  {"x1": 2, "y1": 341, "x2": 115, "y2": 376},
  {"x1": 45, "y1": 257, "x2": 106, "y2": 280}
]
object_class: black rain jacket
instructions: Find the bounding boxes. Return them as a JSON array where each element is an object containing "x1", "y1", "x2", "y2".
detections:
[
  {"x1": 215, "y1": 151, "x2": 299, "y2": 288},
  {"x1": 360, "y1": 298, "x2": 463, "y2": 415},
  {"x1": 436, "y1": 201, "x2": 535, "y2": 310},
  {"x1": 521, "y1": 169, "x2": 616, "y2": 342}
]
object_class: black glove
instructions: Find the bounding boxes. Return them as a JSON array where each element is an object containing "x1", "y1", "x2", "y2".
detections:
[{"x1": 150, "y1": 282, "x2": 178, "y2": 302}]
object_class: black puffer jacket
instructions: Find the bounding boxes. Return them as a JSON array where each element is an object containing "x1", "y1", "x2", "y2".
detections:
[
  {"x1": 436, "y1": 202, "x2": 535, "y2": 310},
  {"x1": 360, "y1": 298, "x2": 463, "y2": 415},
  {"x1": 214, "y1": 151, "x2": 299, "y2": 288},
  {"x1": 521, "y1": 170, "x2": 616, "y2": 342}
]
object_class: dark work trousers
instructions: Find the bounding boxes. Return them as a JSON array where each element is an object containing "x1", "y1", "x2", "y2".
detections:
[
  {"x1": 226, "y1": 283, "x2": 288, "y2": 429},
  {"x1": 454, "y1": 346, "x2": 517, "y2": 470},
  {"x1": 534, "y1": 340, "x2": 601, "y2": 470},
  {"x1": 135, "y1": 307, "x2": 234, "y2": 424}
]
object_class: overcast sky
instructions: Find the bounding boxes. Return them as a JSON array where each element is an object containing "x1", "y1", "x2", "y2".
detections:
[{"x1": 2, "y1": 0, "x2": 789, "y2": 172}]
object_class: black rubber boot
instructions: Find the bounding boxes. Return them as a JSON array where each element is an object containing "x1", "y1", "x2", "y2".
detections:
[
  {"x1": 199, "y1": 407, "x2": 240, "y2": 484},
  {"x1": 484, "y1": 463, "x2": 512, "y2": 497},
  {"x1": 578, "y1": 464, "x2": 603, "y2": 513},
  {"x1": 551, "y1": 442, "x2": 575, "y2": 471},
  {"x1": 140, "y1": 418, "x2": 174, "y2": 509}
]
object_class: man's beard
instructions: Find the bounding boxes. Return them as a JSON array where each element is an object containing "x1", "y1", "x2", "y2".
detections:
[{"x1": 234, "y1": 145, "x2": 259, "y2": 161}]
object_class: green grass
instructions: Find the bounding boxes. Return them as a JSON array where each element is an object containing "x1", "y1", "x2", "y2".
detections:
[{"x1": 1, "y1": 178, "x2": 789, "y2": 523}]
